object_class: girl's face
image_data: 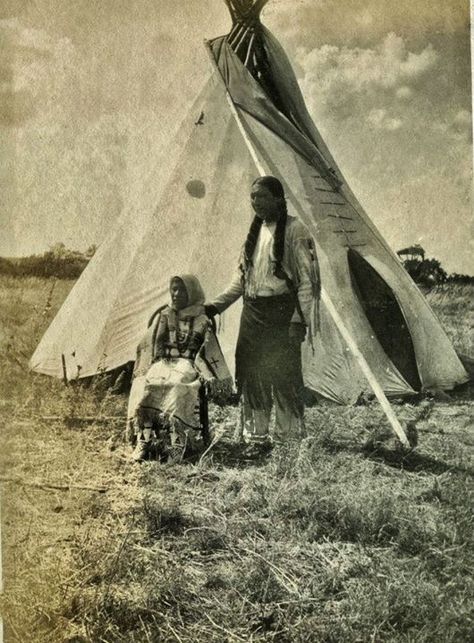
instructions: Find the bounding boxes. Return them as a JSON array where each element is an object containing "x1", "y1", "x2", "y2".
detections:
[{"x1": 170, "y1": 278, "x2": 188, "y2": 310}]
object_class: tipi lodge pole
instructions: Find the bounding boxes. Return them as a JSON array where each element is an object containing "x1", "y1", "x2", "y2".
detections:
[{"x1": 321, "y1": 293, "x2": 410, "y2": 448}]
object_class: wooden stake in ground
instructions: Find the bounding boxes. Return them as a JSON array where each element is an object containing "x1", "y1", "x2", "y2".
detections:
[
  {"x1": 61, "y1": 353, "x2": 68, "y2": 386},
  {"x1": 205, "y1": 40, "x2": 411, "y2": 449}
]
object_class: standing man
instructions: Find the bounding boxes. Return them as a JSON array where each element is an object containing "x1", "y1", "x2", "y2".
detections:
[{"x1": 205, "y1": 176, "x2": 320, "y2": 451}]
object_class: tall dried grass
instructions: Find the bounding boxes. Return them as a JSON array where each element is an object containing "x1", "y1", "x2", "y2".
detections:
[{"x1": 1, "y1": 276, "x2": 473, "y2": 642}]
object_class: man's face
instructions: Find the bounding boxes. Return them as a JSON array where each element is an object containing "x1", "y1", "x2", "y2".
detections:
[
  {"x1": 250, "y1": 183, "x2": 283, "y2": 223},
  {"x1": 170, "y1": 278, "x2": 188, "y2": 310}
]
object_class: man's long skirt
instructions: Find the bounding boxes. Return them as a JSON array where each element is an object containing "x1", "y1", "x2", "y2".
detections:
[{"x1": 235, "y1": 293, "x2": 305, "y2": 443}]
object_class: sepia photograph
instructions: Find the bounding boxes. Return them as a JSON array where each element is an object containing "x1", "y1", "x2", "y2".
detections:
[{"x1": 1, "y1": 0, "x2": 473, "y2": 640}]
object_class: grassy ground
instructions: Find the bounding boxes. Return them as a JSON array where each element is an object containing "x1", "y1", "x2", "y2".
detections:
[
  {"x1": 427, "y1": 282, "x2": 474, "y2": 357},
  {"x1": 0, "y1": 276, "x2": 473, "y2": 642}
]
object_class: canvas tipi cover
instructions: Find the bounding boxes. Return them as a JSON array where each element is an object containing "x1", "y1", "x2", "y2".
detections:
[{"x1": 30, "y1": 1, "x2": 469, "y2": 404}]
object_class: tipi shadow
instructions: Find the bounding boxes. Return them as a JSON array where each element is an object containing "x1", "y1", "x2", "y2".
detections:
[{"x1": 362, "y1": 444, "x2": 474, "y2": 477}]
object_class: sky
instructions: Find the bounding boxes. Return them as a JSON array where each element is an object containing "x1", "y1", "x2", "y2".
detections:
[{"x1": 0, "y1": 0, "x2": 472, "y2": 274}]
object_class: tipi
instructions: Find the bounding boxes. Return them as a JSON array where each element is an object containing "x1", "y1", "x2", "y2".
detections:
[{"x1": 30, "y1": 0, "x2": 469, "y2": 406}]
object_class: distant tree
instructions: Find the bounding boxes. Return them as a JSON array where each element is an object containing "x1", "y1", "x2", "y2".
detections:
[
  {"x1": 397, "y1": 244, "x2": 426, "y2": 261},
  {"x1": 447, "y1": 272, "x2": 474, "y2": 284},
  {"x1": 50, "y1": 242, "x2": 67, "y2": 255},
  {"x1": 0, "y1": 257, "x2": 17, "y2": 276},
  {"x1": 1, "y1": 244, "x2": 92, "y2": 279},
  {"x1": 85, "y1": 244, "x2": 97, "y2": 259},
  {"x1": 416, "y1": 258, "x2": 447, "y2": 286},
  {"x1": 398, "y1": 249, "x2": 447, "y2": 287}
]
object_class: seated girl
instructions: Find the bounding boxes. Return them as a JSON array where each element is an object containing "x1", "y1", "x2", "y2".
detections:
[{"x1": 127, "y1": 274, "x2": 231, "y2": 462}]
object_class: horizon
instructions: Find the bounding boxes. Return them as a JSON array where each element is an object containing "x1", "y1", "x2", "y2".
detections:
[{"x1": 2, "y1": 241, "x2": 473, "y2": 278}]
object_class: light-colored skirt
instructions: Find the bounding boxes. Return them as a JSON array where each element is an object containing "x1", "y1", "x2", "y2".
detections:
[{"x1": 128, "y1": 358, "x2": 201, "y2": 430}]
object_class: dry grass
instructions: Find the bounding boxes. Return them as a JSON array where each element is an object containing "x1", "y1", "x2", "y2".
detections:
[
  {"x1": 427, "y1": 282, "x2": 474, "y2": 356},
  {"x1": 1, "y1": 276, "x2": 473, "y2": 642}
]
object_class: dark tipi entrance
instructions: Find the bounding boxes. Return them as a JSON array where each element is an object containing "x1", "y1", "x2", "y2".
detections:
[{"x1": 348, "y1": 249, "x2": 422, "y2": 392}]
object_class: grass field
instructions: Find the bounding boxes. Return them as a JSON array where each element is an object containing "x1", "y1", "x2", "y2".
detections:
[{"x1": 0, "y1": 275, "x2": 473, "y2": 642}]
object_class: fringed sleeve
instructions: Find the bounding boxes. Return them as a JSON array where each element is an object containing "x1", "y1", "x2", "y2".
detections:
[
  {"x1": 307, "y1": 237, "x2": 321, "y2": 335},
  {"x1": 285, "y1": 220, "x2": 321, "y2": 341}
]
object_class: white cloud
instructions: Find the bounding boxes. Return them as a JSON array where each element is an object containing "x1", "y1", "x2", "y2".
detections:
[
  {"x1": 367, "y1": 108, "x2": 386, "y2": 125},
  {"x1": 367, "y1": 108, "x2": 402, "y2": 130},
  {"x1": 431, "y1": 109, "x2": 472, "y2": 143},
  {"x1": 264, "y1": 0, "x2": 469, "y2": 53},
  {"x1": 366, "y1": 109, "x2": 397, "y2": 130},
  {"x1": 0, "y1": 17, "x2": 54, "y2": 52},
  {"x1": 454, "y1": 109, "x2": 471, "y2": 127},
  {"x1": 396, "y1": 86, "x2": 413, "y2": 99},
  {"x1": 432, "y1": 122, "x2": 449, "y2": 134},
  {"x1": 385, "y1": 118, "x2": 402, "y2": 131},
  {"x1": 0, "y1": 19, "x2": 75, "y2": 98},
  {"x1": 292, "y1": 32, "x2": 470, "y2": 273},
  {"x1": 297, "y1": 33, "x2": 438, "y2": 114}
]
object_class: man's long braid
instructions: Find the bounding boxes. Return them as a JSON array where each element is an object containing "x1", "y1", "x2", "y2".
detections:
[
  {"x1": 243, "y1": 215, "x2": 263, "y2": 268},
  {"x1": 273, "y1": 201, "x2": 288, "y2": 279}
]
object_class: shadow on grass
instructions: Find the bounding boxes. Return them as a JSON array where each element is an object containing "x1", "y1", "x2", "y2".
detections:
[
  {"x1": 312, "y1": 432, "x2": 474, "y2": 477},
  {"x1": 449, "y1": 380, "x2": 474, "y2": 402},
  {"x1": 363, "y1": 445, "x2": 474, "y2": 477},
  {"x1": 199, "y1": 441, "x2": 273, "y2": 470}
]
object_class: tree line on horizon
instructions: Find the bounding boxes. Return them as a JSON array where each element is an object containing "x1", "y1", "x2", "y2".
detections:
[
  {"x1": 0, "y1": 242, "x2": 472, "y2": 285},
  {"x1": 0, "y1": 243, "x2": 97, "y2": 280}
]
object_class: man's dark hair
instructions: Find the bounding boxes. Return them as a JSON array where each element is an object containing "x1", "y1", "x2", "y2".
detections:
[{"x1": 252, "y1": 175, "x2": 285, "y2": 199}]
